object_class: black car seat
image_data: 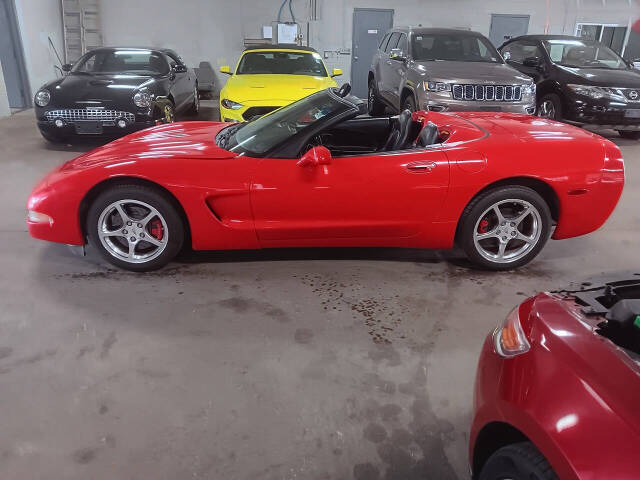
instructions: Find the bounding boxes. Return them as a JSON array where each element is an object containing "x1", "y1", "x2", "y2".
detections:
[
  {"x1": 414, "y1": 121, "x2": 440, "y2": 147},
  {"x1": 383, "y1": 109, "x2": 413, "y2": 151}
]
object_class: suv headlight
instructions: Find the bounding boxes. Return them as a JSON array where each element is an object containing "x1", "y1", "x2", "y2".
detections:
[
  {"x1": 567, "y1": 84, "x2": 625, "y2": 101},
  {"x1": 522, "y1": 83, "x2": 536, "y2": 96},
  {"x1": 35, "y1": 89, "x2": 51, "y2": 107},
  {"x1": 424, "y1": 81, "x2": 451, "y2": 93},
  {"x1": 221, "y1": 99, "x2": 243, "y2": 110},
  {"x1": 133, "y1": 91, "x2": 152, "y2": 108}
]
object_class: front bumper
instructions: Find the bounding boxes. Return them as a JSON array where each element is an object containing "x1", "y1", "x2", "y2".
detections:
[
  {"x1": 563, "y1": 93, "x2": 640, "y2": 130},
  {"x1": 420, "y1": 94, "x2": 535, "y2": 114},
  {"x1": 219, "y1": 99, "x2": 288, "y2": 122}
]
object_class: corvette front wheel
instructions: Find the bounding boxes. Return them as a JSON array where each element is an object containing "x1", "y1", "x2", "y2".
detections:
[
  {"x1": 87, "y1": 185, "x2": 184, "y2": 272},
  {"x1": 458, "y1": 186, "x2": 552, "y2": 270}
]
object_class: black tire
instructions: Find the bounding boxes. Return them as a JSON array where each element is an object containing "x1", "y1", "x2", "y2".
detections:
[
  {"x1": 368, "y1": 79, "x2": 386, "y2": 116},
  {"x1": 618, "y1": 130, "x2": 640, "y2": 139},
  {"x1": 458, "y1": 186, "x2": 552, "y2": 271},
  {"x1": 187, "y1": 85, "x2": 200, "y2": 116},
  {"x1": 537, "y1": 93, "x2": 562, "y2": 120},
  {"x1": 87, "y1": 184, "x2": 185, "y2": 272},
  {"x1": 402, "y1": 94, "x2": 416, "y2": 113},
  {"x1": 40, "y1": 129, "x2": 67, "y2": 144},
  {"x1": 479, "y1": 442, "x2": 559, "y2": 480}
]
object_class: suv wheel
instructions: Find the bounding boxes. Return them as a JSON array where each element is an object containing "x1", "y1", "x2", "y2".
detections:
[
  {"x1": 368, "y1": 80, "x2": 386, "y2": 116},
  {"x1": 402, "y1": 95, "x2": 416, "y2": 113},
  {"x1": 537, "y1": 94, "x2": 561, "y2": 120}
]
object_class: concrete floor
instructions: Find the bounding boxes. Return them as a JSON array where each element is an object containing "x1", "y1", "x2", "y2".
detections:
[{"x1": 0, "y1": 102, "x2": 638, "y2": 480}]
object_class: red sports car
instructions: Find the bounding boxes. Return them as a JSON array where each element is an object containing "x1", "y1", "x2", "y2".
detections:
[
  {"x1": 27, "y1": 86, "x2": 624, "y2": 271},
  {"x1": 470, "y1": 276, "x2": 640, "y2": 480}
]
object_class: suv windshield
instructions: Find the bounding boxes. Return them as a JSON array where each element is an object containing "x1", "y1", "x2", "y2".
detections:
[
  {"x1": 411, "y1": 33, "x2": 502, "y2": 63},
  {"x1": 72, "y1": 49, "x2": 169, "y2": 75},
  {"x1": 236, "y1": 51, "x2": 327, "y2": 76},
  {"x1": 220, "y1": 90, "x2": 350, "y2": 156},
  {"x1": 542, "y1": 39, "x2": 627, "y2": 69}
]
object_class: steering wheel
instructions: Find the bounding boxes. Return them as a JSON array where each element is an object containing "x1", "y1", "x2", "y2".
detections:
[{"x1": 337, "y1": 83, "x2": 351, "y2": 98}]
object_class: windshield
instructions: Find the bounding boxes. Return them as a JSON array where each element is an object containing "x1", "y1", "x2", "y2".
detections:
[
  {"x1": 542, "y1": 39, "x2": 627, "y2": 69},
  {"x1": 221, "y1": 90, "x2": 350, "y2": 156},
  {"x1": 411, "y1": 33, "x2": 502, "y2": 63},
  {"x1": 72, "y1": 50, "x2": 169, "y2": 75},
  {"x1": 236, "y1": 51, "x2": 327, "y2": 76}
]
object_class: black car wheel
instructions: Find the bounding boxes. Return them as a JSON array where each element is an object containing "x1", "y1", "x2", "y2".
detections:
[
  {"x1": 618, "y1": 130, "x2": 640, "y2": 140},
  {"x1": 368, "y1": 80, "x2": 385, "y2": 116},
  {"x1": 402, "y1": 95, "x2": 416, "y2": 113},
  {"x1": 458, "y1": 186, "x2": 552, "y2": 270},
  {"x1": 479, "y1": 442, "x2": 559, "y2": 480},
  {"x1": 537, "y1": 94, "x2": 561, "y2": 120},
  {"x1": 87, "y1": 184, "x2": 185, "y2": 272},
  {"x1": 39, "y1": 129, "x2": 67, "y2": 144},
  {"x1": 188, "y1": 85, "x2": 200, "y2": 115}
]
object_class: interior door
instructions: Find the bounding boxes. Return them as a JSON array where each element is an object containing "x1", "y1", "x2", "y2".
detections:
[
  {"x1": 489, "y1": 14, "x2": 530, "y2": 47},
  {"x1": 351, "y1": 8, "x2": 394, "y2": 99},
  {"x1": 250, "y1": 149, "x2": 450, "y2": 247}
]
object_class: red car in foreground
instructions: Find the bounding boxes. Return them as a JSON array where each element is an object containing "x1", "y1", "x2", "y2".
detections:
[
  {"x1": 27, "y1": 85, "x2": 624, "y2": 271},
  {"x1": 470, "y1": 276, "x2": 640, "y2": 480}
]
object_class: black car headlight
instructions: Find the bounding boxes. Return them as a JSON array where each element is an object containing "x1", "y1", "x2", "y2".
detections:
[
  {"x1": 221, "y1": 99, "x2": 243, "y2": 110},
  {"x1": 567, "y1": 84, "x2": 625, "y2": 102},
  {"x1": 35, "y1": 89, "x2": 51, "y2": 107},
  {"x1": 133, "y1": 91, "x2": 153, "y2": 108}
]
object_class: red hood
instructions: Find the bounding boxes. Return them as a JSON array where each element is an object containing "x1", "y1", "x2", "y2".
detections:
[{"x1": 61, "y1": 121, "x2": 234, "y2": 171}]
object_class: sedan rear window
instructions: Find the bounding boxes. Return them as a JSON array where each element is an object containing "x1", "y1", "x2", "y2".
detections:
[{"x1": 236, "y1": 51, "x2": 327, "y2": 76}]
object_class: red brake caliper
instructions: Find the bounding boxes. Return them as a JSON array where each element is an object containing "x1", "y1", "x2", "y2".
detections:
[
  {"x1": 478, "y1": 219, "x2": 489, "y2": 234},
  {"x1": 149, "y1": 219, "x2": 164, "y2": 241}
]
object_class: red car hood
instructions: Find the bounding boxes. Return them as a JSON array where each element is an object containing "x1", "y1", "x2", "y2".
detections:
[{"x1": 61, "y1": 121, "x2": 235, "y2": 170}]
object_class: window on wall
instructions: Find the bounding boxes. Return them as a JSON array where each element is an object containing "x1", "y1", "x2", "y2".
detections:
[{"x1": 576, "y1": 23, "x2": 628, "y2": 55}]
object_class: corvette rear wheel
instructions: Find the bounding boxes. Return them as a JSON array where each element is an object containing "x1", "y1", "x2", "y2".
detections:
[
  {"x1": 459, "y1": 186, "x2": 551, "y2": 270},
  {"x1": 87, "y1": 185, "x2": 184, "y2": 271},
  {"x1": 479, "y1": 442, "x2": 558, "y2": 480}
]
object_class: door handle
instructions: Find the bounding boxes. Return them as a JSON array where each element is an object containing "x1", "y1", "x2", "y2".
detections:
[{"x1": 406, "y1": 161, "x2": 436, "y2": 173}]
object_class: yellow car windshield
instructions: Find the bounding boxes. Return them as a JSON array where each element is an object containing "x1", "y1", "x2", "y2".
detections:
[{"x1": 236, "y1": 51, "x2": 327, "y2": 77}]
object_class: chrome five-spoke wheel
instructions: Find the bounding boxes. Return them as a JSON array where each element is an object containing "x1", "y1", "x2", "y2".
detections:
[
  {"x1": 97, "y1": 199, "x2": 168, "y2": 263},
  {"x1": 473, "y1": 199, "x2": 542, "y2": 264}
]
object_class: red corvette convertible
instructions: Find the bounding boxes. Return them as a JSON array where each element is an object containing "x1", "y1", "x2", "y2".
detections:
[
  {"x1": 470, "y1": 275, "x2": 640, "y2": 480},
  {"x1": 27, "y1": 86, "x2": 624, "y2": 271}
]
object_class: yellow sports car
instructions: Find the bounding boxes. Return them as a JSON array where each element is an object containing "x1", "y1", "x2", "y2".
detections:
[{"x1": 219, "y1": 45, "x2": 342, "y2": 122}]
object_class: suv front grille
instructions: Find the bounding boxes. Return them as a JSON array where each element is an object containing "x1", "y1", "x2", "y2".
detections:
[
  {"x1": 45, "y1": 109, "x2": 136, "y2": 123},
  {"x1": 242, "y1": 106, "x2": 278, "y2": 121},
  {"x1": 452, "y1": 84, "x2": 522, "y2": 102}
]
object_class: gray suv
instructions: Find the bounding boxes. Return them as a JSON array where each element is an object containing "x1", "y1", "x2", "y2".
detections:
[{"x1": 368, "y1": 27, "x2": 537, "y2": 115}]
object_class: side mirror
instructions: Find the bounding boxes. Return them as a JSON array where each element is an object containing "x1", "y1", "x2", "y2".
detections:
[
  {"x1": 523, "y1": 56, "x2": 541, "y2": 68},
  {"x1": 172, "y1": 64, "x2": 188, "y2": 73},
  {"x1": 297, "y1": 146, "x2": 332, "y2": 167},
  {"x1": 389, "y1": 48, "x2": 407, "y2": 61},
  {"x1": 62, "y1": 63, "x2": 73, "y2": 72},
  {"x1": 220, "y1": 65, "x2": 232, "y2": 75},
  {"x1": 331, "y1": 68, "x2": 342, "y2": 77}
]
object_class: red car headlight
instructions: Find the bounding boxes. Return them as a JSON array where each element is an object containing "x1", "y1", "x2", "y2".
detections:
[{"x1": 493, "y1": 305, "x2": 531, "y2": 358}]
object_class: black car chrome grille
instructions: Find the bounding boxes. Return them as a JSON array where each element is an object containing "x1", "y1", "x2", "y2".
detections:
[
  {"x1": 452, "y1": 84, "x2": 522, "y2": 102},
  {"x1": 45, "y1": 109, "x2": 136, "y2": 123},
  {"x1": 242, "y1": 106, "x2": 278, "y2": 121}
]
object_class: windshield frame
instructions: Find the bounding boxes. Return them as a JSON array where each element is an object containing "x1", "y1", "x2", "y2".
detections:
[
  {"x1": 542, "y1": 39, "x2": 629, "y2": 70},
  {"x1": 217, "y1": 89, "x2": 359, "y2": 158},
  {"x1": 71, "y1": 49, "x2": 170, "y2": 76},
  {"x1": 235, "y1": 50, "x2": 329, "y2": 77},
  {"x1": 409, "y1": 32, "x2": 504, "y2": 64}
]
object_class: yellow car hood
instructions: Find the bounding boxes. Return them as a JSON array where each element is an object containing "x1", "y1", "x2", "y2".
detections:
[{"x1": 224, "y1": 74, "x2": 336, "y2": 102}]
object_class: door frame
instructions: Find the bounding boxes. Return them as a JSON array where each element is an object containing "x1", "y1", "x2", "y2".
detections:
[
  {"x1": 350, "y1": 7, "x2": 394, "y2": 92},
  {"x1": 489, "y1": 13, "x2": 530, "y2": 46},
  {"x1": 1, "y1": 0, "x2": 31, "y2": 108}
]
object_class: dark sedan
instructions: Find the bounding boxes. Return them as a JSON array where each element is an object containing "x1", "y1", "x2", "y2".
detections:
[
  {"x1": 34, "y1": 47, "x2": 199, "y2": 142},
  {"x1": 499, "y1": 35, "x2": 640, "y2": 139}
]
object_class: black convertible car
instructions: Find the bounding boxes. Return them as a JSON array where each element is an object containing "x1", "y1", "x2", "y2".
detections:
[{"x1": 34, "y1": 47, "x2": 199, "y2": 142}]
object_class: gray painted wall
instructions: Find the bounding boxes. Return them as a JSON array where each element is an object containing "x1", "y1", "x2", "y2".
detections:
[{"x1": 0, "y1": 60, "x2": 11, "y2": 118}]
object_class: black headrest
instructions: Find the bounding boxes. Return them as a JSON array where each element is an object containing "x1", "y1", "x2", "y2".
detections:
[
  {"x1": 414, "y1": 121, "x2": 439, "y2": 147},
  {"x1": 391, "y1": 110, "x2": 414, "y2": 150}
]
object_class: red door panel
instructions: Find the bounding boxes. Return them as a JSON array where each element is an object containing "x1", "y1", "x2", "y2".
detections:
[{"x1": 250, "y1": 149, "x2": 450, "y2": 247}]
